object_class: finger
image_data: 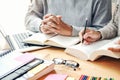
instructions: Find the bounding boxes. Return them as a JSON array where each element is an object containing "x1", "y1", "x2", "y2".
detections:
[
  {"x1": 82, "y1": 35, "x2": 96, "y2": 44},
  {"x1": 108, "y1": 47, "x2": 120, "y2": 52},
  {"x1": 85, "y1": 37, "x2": 95, "y2": 42},
  {"x1": 42, "y1": 16, "x2": 59, "y2": 25},
  {"x1": 43, "y1": 13, "x2": 53, "y2": 19},
  {"x1": 56, "y1": 15, "x2": 62, "y2": 20},
  {"x1": 83, "y1": 30, "x2": 100, "y2": 42},
  {"x1": 41, "y1": 25, "x2": 51, "y2": 33},
  {"x1": 44, "y1": 14, "x2": 60, "y2": 24},
  {"x1": 41, "y1": 27, "x2": 49, "y2": 33},
  {"x1": 48, "y1": 27, "x2": 60, "y2": 34},
  {"x1": 115, "y1": 40, "x2": 120, "y2": 44},
  {"x1": 45, "y1": 30, "x2": 54, "y2": 34},
  {"x1": 41, "y1": 24, "x2": 49, "y2": 29},
  {"x1": 40, "y1": 25, "x2": 46, "y2": 32},
  {"x1": 83, "y1": 33, "x2": 94, "y2": 41},
  {"x1": 42, "y1": 24, "x2": 59, "y2": 34},
  {"x1": 83, "y1": 40, "x2": 91, "y2": 45},
  {"x1": 42, "y1": 28, "x2": 54, "y2": 34},
  {"x1": 117, "y1": 40, "x2": 120, "y2": 44},
  {"x1": 49, "y1": 16, "x2": 60, "y2": 24},
  {"x1": 47, "y1": 22, "x2": 60, "y2": 30}
]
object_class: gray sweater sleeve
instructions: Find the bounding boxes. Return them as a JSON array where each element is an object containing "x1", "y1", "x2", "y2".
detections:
[
  {"x1": 98, "y1": 21, "x2": 118, "y2": 39},
  {"x1": 25, "y1": 0, "x2": 43, "y2": 33},
  {"x1": 98, "y1": 3, "x2": 119, "y2": 39}
]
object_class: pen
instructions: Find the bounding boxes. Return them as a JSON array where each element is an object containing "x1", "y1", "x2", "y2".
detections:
[{"x1": 81, "y1": 18, "x2": 88, "y2": 43}]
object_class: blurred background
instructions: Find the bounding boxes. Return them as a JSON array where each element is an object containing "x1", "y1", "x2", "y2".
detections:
[
  {"x1": 0, "y1": 0, "x2": 30, "y2": 34},
  {"x1": 0, "y1": 0, "x2": 116, "y2": 34}
]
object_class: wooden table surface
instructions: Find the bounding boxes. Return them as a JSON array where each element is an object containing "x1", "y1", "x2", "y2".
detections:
[{"x1": 29, "y1": 47, "x2": 120, "y2": 80}]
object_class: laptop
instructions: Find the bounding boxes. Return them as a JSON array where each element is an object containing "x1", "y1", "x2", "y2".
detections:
[{"x1": 0, "y1": 25, "x2": 48, "y2": 52}]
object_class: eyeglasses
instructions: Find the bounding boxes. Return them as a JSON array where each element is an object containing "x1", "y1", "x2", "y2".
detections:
[{"x1": 52, "y1": 58, "x2": 80, "y2": 71}]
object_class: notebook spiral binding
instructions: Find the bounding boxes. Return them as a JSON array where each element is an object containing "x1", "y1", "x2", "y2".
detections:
[{"x1": 0, "y1": 49, "x2": 12, "y2": 57}]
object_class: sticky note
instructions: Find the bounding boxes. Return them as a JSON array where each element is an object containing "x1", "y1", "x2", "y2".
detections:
[
  {"x1": 15, "y1": 53, "x2": 35, "y2": 63},
  {"x1": 28, "y1": 64, "x2": 47, "y2": 74},
  {"x1": 66, "y1": 77, "x2": 75, "y2": 80},
  {"x1": 44, "y1": 74, "x2": 68, "y2": 80}
]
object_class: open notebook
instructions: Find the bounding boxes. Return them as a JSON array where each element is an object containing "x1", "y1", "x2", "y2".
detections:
[
  {"x1": 0, "y1": 52, "x2": 36, "y2": 79},
  {"x1": 0, "y1": 25, "x2": 48, "y2": 52}
]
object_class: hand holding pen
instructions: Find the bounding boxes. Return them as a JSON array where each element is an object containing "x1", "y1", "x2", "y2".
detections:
[{"x1": 79, "y1": 18, "x2": 102, "y2": 45}]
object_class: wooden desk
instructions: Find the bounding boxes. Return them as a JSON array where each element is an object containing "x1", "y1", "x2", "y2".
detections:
[{"x1": 29, "y1": 47, "x2": 120, "y2": 80}]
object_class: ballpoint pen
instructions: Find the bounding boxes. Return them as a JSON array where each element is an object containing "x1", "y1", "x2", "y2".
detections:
[{"x1": 81, "y1": 18, "x2": 88, "y2": 43}]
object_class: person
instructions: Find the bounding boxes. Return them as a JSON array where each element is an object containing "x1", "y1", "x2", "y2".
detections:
[
  {"x1": 79, "y1": 0, "x2": 120, "y2": 52},
  {"x1": 25, "y1": 0, "x2": 112, "y2": 36}
]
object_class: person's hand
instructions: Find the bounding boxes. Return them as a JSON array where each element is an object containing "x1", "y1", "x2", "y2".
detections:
[
  {"x1": 79, "y1": 28, "x2": 102, "y2": 44},
  {"x1": 40, "y1": 14, "x2": 60, "y2": 34},
  {"x1": 47, "y1": 17, "x2": 72, "y2": 36},
  {"x1": 108, "y1": 39, "x2": 120, "y2": 52},
  {"x1": 40, "y1": 14, "x2": 72, "y2": 36}
]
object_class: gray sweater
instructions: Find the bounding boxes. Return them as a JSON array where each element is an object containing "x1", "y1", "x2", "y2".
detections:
[
  {"x1": 99, "y1": 0, "x2": 120, "y2": 39},
  {"x1": 25, "y1": 0, "x2": 112, "y2": 36}
]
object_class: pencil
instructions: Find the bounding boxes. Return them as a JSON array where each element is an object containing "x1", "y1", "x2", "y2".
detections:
[{"x1": 81, "y1": 18, "x2": 88, "y2": 43}]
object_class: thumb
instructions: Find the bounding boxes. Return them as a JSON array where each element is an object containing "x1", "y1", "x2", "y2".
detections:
[{"x1": 57, "y1": 15, "x2": 62, "y2": 20}]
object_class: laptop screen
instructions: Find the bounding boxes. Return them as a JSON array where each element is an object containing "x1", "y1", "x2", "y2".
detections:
[{"x1": 0, "y1": 25, "x2": 14, "y2": 50}]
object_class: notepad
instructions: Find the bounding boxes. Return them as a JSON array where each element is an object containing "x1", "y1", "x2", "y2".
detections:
[
  {"x1": 26, "y1": 60, "x2": 54, "y2": 80},
  {"x1": 44, "y1": 74, "x2": 68, "y2": 80},
  {"x1": 0, "y1": 52, "x2": 35, "y2": 79}
]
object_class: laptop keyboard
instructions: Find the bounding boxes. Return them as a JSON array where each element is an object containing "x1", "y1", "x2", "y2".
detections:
[{"x1": 12, "y1": 32, "x2": 33, "y2": 49}]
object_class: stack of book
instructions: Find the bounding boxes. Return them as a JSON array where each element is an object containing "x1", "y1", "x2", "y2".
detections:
[{"x1": 0, "y1": 50, "x2": 54, "y2": 80}]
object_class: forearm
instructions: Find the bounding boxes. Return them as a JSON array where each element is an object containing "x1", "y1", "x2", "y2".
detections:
[
  {"x1": 98, "y1": 21, "x2": 118, "y2": 39},
  {"x1": 98, "y1": 1, "x2": 119, "y2": 39},
  {"x1": 25, "y1": 14, "x2": 42, "y2": 33},
  {"x1": 25, "y1": 0, "x2": 44, "y2": 33}
]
